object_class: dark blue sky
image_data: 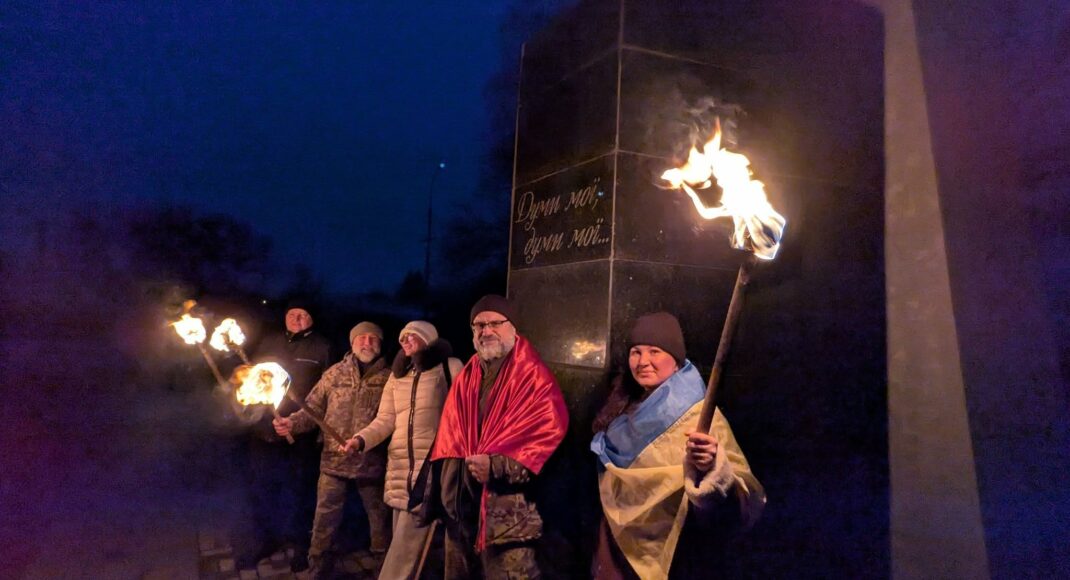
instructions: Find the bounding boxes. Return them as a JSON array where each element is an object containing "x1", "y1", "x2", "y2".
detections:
[{"x1": 2, "y1": 2, "x2": 557, "y2": 293}]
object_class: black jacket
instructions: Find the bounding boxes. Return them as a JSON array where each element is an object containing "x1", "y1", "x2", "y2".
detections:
[{"x1": 254, "y1": 328, "x2": 332, "y2": 416}]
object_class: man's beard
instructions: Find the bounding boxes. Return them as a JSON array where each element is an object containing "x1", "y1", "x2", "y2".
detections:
[
  {"x1": 474, "y1": 334, "x2": 515, "y2": 361},
  {"x1": 356, "y1": 347, "x2": 380, "y2": 364}
]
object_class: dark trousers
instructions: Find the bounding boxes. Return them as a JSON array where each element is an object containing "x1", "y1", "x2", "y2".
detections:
[{"x1": 245, "y1": 433, "x2": 320, "y2": 554}]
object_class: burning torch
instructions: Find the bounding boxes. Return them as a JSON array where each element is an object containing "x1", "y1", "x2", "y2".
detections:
[
  {"x1": 171, "y1": 311, "x2": 228, "y2": 390},
  {"x1": 210, "y1": 318, "x2": 251, "y2": 364},
  {"x1": 661, "y1": 116, "x2": 786, "y2": 433},
  {"x1": 235, "y1": 363, "x2": 349, "y2": 449},
  {"x1": 235, "y1": 362, "x2": 296, "y2": 444}
]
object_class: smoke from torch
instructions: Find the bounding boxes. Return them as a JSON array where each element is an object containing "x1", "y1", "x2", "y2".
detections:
[{"x1": 661, "y1": 114, "x2": 786, "y2": 433}]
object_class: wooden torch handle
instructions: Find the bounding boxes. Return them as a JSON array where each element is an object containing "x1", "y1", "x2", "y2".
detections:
[
  {"x1": 696, "y1": 256, "x2": 755, "y2": 433},
  {"x1": 285, "y1": 391, "x2": 349, "y2": 448}
]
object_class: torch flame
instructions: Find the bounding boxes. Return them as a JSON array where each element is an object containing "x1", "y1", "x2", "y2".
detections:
[
  {"x1": 210, "y1": 318, "x2": 247, "y2": 352},
  {"x1": 171, "y1": 313, "x2": 207, "y2": 345},
  {"x1": 235, "y1": 362, "x2": 290, "y2": 409},
  {"x1": 661, "y1": 118, "x2": 786, "y2": 259}
]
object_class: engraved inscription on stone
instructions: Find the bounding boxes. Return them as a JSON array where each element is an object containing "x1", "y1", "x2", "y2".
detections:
[{"x1": 510, "y1": 157, "x2": 614, "y2": 269}]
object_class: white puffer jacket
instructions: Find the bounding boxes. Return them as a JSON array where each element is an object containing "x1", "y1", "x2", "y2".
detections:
[{"x1": 355, "y1": 339, "x2": 463, "y2": 511}]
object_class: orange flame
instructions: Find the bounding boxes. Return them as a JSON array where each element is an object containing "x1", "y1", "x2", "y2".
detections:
[
  {"x1": 210, "y1": 318, "x2": 246, "y2": 352},
  {"x1": 171, "y1": 313, "x2": 207, "y2": 345},
  {"x1": 235, "y1": 362, "x2": 290, "y2": 408},
  {"x1": 661, "y1": 118, "x2": 786, "y2": 259}
]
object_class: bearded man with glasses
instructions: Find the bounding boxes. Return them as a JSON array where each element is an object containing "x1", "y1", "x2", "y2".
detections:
[{"x1": 431, "y1": 294, "x2": 569, "y2": 579}]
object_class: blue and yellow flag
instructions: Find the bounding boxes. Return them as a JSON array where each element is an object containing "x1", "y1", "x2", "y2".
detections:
[{"x1": 591, "y1": 363, "x2": 704, "y2": 579}]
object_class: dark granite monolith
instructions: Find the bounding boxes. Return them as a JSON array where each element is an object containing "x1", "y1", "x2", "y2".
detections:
[
  {"x1": 882, "y1": 0, "x2": 1070, "y2": 578},
  {"x1": 507, "y1": 1, "x2": 886, "y2": 578}
]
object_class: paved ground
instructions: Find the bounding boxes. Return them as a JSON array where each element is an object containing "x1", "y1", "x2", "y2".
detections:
[{"x1": 197, "y1": 530, "x2": 385, "y2": 580}]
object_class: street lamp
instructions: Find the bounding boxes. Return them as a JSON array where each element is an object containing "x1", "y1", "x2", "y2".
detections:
[{"x1": 423, "y1": 161, "x2": 446, "y2": 316}]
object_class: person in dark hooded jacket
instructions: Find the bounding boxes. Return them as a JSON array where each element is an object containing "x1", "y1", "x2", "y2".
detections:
[{"x1": 237, "y1": 300, "x2": 332, "y2": 572}]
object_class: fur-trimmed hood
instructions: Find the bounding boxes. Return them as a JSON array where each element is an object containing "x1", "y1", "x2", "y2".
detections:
[
  {"x1": 392, "y1": 338, "x2": 453, "y2": 378},
  {"x1": 358, "y1": 338, "x2": 462, "y2": 511}
]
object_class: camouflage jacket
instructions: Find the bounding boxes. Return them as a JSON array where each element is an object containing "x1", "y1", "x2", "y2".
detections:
[
  {"x1": 440, "y1": 455, "x2": 543, "y2": 546},
  {"x1": 291, "y1": 353, "x2": 390, "y2": 479},
  {"x1": 484, "y1": 456, "x2": 543, "y2": 545}
]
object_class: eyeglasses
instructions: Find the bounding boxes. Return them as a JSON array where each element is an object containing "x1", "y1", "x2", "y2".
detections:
[{"x1": 471, "y1": 319, "x2": 509, "y2": 333}]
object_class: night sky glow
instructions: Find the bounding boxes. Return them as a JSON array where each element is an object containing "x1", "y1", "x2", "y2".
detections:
[{"x1": 2, "y1": 1, "x2": 547, "y2": 292}]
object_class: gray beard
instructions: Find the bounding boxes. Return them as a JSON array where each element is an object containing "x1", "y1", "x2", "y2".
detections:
[
  {"x1": 474, "y1": 335, "x2": 515, "y2": 361},
  {"x1": 356, "y1": 348, "x2": 379, "y2": 364}
]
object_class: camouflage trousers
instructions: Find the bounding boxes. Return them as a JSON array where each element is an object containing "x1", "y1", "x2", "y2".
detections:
[
  {"x1": 308, "y1": 472, "x2": 391, "y2": 566},
  {"x1": 444, "y1": 519, "x2": 540, "y2": 580}
]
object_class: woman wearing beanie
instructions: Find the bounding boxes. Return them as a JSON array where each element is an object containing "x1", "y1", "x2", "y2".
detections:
[
  {"x1": 345, "y1": 321, "x2": 463, "y2": 579},
  {"x1": 590, "y1": 312, "x2": 766, "y2": 579}
]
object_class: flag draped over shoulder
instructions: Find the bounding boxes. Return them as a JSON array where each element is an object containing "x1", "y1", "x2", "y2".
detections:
[
  {"x1": 431, "y1": 335, "x2": 568, "y2": 549},
  {"x1": 590, "y1": 362, "x2": 705, "y2": 580}
]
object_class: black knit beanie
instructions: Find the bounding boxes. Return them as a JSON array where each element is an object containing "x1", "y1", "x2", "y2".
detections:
[
  {"x1": 627, "y1": 312, "x2": 686, "y2": 366},
  {"x1": 470, "y1": 294, "x2": 517, "y2": 324},
  {"x1": 285, "y1": 297, "x2": 315, "y2": 320}
]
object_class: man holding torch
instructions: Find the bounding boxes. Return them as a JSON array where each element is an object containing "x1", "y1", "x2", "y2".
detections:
[
  {"x1": 273, "y1": 321, "x2": 392, "y2": 579},
  {"x1": 238, "y1": 300, "x2": 332, "y2": 572},
  {"x1": 256, "y1": 301, "x2": 333, "y2": 409},
  {"x1": 343, "y1": 320, "x2": 463, "y2": 579}
]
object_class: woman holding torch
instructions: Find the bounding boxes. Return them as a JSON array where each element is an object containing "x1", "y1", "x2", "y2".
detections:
[
  {"x1": 343, "y1": 321, "x2": 463, "y2": 580},
  {"x1": 590, "y1": 312, "x2": 765, "y2": 579}
]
